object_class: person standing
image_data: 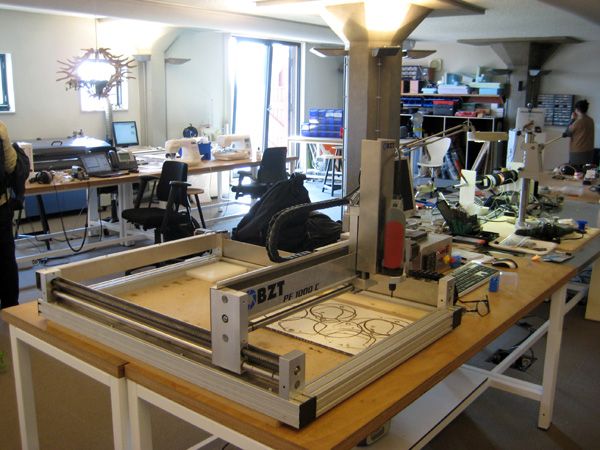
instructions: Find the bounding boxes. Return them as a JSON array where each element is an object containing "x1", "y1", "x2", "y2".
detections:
[
  {"x1": 0, "y1": 120, "x2": 19, "y2": 309},
  {"x1": 563, "y1": 99, "x2": 595, "y2": 166}
]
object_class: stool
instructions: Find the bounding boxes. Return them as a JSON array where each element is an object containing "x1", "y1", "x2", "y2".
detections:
[
  {"x1": 320, "y1": 154, "x2": 343, "y2": 196},
  {"x1": 187, "y1": 187, "x2": 207, "y2": 228}
]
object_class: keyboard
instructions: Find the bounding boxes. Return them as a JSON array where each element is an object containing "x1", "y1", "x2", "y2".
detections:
[{"x1": 451, "y1": 262, "x2": 499, "y2": 297}]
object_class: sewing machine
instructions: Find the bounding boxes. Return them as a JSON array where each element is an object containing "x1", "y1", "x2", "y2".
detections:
[
  {"x1": 165, "y1": 137, "x2": 203, "y2": 166},
  {"x1": 36, "y1": 138, "x2": 461, "y2": 429},
  {"x1": 214, "y1": 134, "x2": 252, "y2": 160}
]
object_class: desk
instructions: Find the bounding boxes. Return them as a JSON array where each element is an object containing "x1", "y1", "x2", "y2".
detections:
[
  {"x1": 120, "y1": 236, "x2": 599, "y2": 449},
  {"x1": 17, "y1": 155, "x2": 298, "y2": 266},
  {"x1": 1, "y1": 302, "x2": 130, "y2": 450},
  {"x1": 539, "y1": 172, "x2": 600, "y2": 205},
  {"x1": 287, "y1": 135, "x2": 343, "y2": 175},
  {"x1": 8, "y1": 247, "x2": 598, "y2": 448},
  {"x1": 483, "y1": 218, "x2": 600, "y2": 322}
]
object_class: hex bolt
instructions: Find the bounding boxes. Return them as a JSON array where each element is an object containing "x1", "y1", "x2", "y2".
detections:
[
  {"x1": 222, "y1": 295, "x2": 228, "y2": 303},
  {"x1": 222, "y1": 314, "x2": 229, "y2": 323},
  {"x1": 222, "y1": 334, "x2": 229, "y2": 342}
]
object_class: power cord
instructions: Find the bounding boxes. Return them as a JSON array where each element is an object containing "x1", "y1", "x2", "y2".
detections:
[{"x1": 486, "y1": 320, "x2": 538, "y2": 372}]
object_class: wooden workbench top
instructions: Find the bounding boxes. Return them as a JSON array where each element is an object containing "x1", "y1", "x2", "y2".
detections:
[
  {"x1": 25, "y1": 156, "x2": 298, "y2": 196},
  {"x1": 1, "y1": 302, "x2": 128, "y2": 378},
  {"x1": 124, "y1": 257, "x2": 577, "y2": 449}
]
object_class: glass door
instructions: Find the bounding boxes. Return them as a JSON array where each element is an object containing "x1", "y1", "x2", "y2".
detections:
[{"x1": 231, "y1": 38, "x2": 299, "y2": 152}]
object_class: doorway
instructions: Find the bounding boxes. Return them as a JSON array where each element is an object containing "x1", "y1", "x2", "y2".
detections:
[{"x1": 230, "y1": 37, "x2": 300, "y2": 152}]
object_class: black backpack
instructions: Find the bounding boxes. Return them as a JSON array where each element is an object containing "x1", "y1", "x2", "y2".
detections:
[
  {"x1": 232, "y1": 173, "x2": 311, "y2": 249},
  {"x1": 0, "y1": 140, "x2": 31, "y2": 210},
  {"x1": 232, "y1": 173, "x2": 342, "y2": 254}
]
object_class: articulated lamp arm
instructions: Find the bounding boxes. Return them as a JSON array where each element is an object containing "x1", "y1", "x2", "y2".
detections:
[{"x1": 400, "y1": 122, "x2": 475, "y2": 155}]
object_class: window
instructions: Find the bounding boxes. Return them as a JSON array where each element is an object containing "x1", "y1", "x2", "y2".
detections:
[
  {"x1": 0, "y1": 53, "x2": 15, "y2": 112},
  {"x1": 80, "y1": 81, "x2": 128, "y2": 112},
  {"x1": 229, "y1": 37, "x2": 300, "y2": 150}
]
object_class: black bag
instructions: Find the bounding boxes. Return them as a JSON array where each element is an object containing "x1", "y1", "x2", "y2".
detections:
[
  {"x1": 304, "y1": 211, "x2": 342, "y2": 251},
  {"x1": 233, "y1": 174, "x2": 343, "y2": 254},
  {"x1": 232, "y1": 173, "x2": 311, "y2": 248},
  {"x1": 0, "y1": 141, "x2": 31, "y2": 210}
]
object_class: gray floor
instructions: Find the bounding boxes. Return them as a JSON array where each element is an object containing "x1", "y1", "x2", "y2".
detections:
[{"x1": 1, "y1": 180, "x2": 599, "y2": 449}]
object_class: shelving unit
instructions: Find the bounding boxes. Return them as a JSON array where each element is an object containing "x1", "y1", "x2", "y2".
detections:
[
  {"x1": 400, "y1": 92, "x2": 506, "y2": 173},
  {"x1": 401, "y1": 93, "x2": 505, "y2": 105}
]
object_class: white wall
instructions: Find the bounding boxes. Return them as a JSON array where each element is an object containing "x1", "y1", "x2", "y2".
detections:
[
  {"x1": 542, "y1": 41, "x2": 600, "y2": 148},
  {"x1": 412, "y1": 41, "x2": 507, "y2": 82},
  {"x1": 406, "y1": 40, "x2": 600, "y2": 150},
  {"x1": 164, "y1": 30, "x2": 228, "y2": 140},
  {"x1": 302, "y1": 45, "x2": 344, "y2": 120},
  {"x1": 0, "y1": 9, "x2": 346, "y2": 146},
  {"x1": 0, "y1": 9, "x2": 140, "y2": 142}
]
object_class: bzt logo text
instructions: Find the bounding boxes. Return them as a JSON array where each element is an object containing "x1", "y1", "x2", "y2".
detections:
[{"x1": 254, "y1": 281, "x2": 285, "y2": 304}]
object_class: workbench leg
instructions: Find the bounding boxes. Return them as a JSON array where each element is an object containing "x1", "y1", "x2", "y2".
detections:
[
  {"x1": 118, "y1": 182, "x2": 135, "y2": 246},
  {"x1": 584, "y1": 258, "x2": 600, "y2": 321},
  {"x1": 110, "y1": 377, "x2": 131, "y2": 450},
  {"x1": 538, "y1": 284, "x2": 567, "y2": 429},
  {"x1": 128, "y1": 380, "x2": 153, "y2": 450},
  {"x1": 87, "y1": 187, "x2": 101, "y2": 236},
  {"x1": 9, "y1": 326, "x2": 40, "y2": 450}
]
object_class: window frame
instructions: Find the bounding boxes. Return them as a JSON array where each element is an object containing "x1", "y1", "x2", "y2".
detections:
[
  {"x1": 230, "y1": 36, "x2": 301, "y2": 150},
  {"x1": 0, "y1": 53, "x2": 14, "y2": 112}
]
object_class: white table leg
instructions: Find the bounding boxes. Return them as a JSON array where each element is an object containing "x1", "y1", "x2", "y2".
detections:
[
  {"x1": 128, "y1": 380, "x2": 153, "y2": 450},
  {"x1": 9, "y1": 325, "x2": 40, "y2": 450},
  {"x1": 9, "y1": 326, "x2": 129, "y2": 450},
  {"x1": 538, "y1": 283, "x2": 567, "y2": 429},
  {"x1": 87, "y1": 186, "x2": 100, "y2": 236},
  {"x1": 127, "y1": 380, "x2": 269, "y2": 450},
  {"x1": 110, "y1": 377, "x2": 131, "y2": 450},
  {"x1": 118, "y1": 182, "x2": 135, "y2": 246},
  {"x1": 585, "y1": 258, "x2": 600, "y2": 321}
]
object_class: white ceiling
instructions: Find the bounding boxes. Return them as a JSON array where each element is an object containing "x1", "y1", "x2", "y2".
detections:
[{"x1": 1, "y1": 0, "x2": 599, "y2": 43}]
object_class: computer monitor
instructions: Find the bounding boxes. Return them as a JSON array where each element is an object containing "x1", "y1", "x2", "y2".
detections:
[
  {"x1": 112, "y1": 121, "x2": 139, "y2": 147},
  {"x1": 394, "y1": 157, "x2": 416, "y2": 216}
]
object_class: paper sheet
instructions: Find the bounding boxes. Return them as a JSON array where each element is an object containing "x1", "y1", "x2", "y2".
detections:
[{"x1": 267, "y1": 300, "x2": 414, "y2": 355}]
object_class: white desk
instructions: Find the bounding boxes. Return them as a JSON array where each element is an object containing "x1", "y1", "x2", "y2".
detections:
[
  {"x1": 2, "y1": 303, "x2": 130, "y2": 450},
  {"x1": 287, "y1": 135, "x2": 343, "y2": 174}
]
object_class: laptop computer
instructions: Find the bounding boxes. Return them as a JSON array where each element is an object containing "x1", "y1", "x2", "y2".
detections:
[{"x1": 79, "y1": 153, "x2": 129, "y2": 178}]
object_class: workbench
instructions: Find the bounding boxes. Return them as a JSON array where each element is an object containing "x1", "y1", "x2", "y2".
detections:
[
  {"x1": 4, "y1": 228, "x2": 599, "y2": 449},
  {"x1": 17, "y1": 154, "x2": 298, "y2": 266},
  {"x1": 538, "y1": 172, "x2": 600, "y2": 205}
]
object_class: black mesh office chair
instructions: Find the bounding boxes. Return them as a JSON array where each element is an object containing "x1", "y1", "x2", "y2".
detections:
[
  {"x1": 231, "y1": 147, "x2": 288, "y2": 199},
  {"x1": 121, "y1": 160, "x2": 196, "y2": 244}
]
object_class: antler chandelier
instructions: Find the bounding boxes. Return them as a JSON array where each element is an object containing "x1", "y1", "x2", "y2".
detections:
[{"x1": 57, "y1": 48, "x2": 136, "y2": 98}]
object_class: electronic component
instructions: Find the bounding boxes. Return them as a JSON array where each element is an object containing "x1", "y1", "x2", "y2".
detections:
[
  {"x1": 515, "y1": 223, "x2": 578, "y2": 243},
  {"x1": 411, "y1": 233, "x2": 452, "y2": 272}
]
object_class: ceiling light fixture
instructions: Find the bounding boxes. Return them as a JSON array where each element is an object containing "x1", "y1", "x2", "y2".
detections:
[{"x1": 57, "y1": 19, "x2": 136, "y2": 98}]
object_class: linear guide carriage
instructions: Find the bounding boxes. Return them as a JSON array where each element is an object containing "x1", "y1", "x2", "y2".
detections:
[{"x1": 37, "y1": 139, "x2": 461, "y2": 428}]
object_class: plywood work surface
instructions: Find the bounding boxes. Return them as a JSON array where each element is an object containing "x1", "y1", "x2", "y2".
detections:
[{"x1": 116, "y1": 273, "x2": 429, "y2": 381}]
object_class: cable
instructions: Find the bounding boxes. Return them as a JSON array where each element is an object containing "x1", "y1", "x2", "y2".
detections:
[{"x1": 53, "y1": 183, "x2": 91, "y2": 253}]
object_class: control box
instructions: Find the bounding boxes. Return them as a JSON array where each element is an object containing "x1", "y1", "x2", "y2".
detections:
[{"x1": 411, "y1": 233, "x2": 452, "y2": 272}]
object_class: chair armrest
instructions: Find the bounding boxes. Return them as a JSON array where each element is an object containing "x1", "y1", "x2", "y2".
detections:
[{"x1": 237, "y1": 170, "x2": 257, "y2": 184}]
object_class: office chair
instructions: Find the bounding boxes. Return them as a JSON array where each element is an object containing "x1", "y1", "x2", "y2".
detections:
[
  {"x1": 417, "y1": 137, "x2": 451, "y2": 196},
  {"x1": 230, "y1": 146, "x2": 288, "y2": 199},
  {"x1": 121, "y1": 160, "x2": 196, "y2": 244}
]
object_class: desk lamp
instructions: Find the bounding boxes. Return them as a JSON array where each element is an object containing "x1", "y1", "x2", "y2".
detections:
[{"x1": 400, "y1": 121, "x2": 475, "y2": 197}]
